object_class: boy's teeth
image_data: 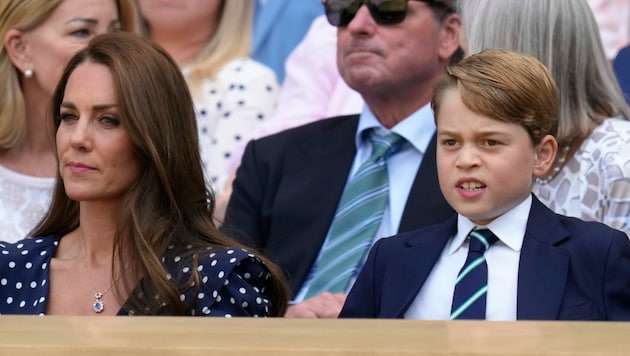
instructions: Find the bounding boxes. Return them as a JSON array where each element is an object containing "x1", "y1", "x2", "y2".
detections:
[{"x1": 462, "y1": 182, "x2": 482, "y2": 190}]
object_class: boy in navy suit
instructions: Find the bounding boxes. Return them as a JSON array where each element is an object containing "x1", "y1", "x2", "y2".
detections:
[{"x1": 340, "y1": 49, "x2": 630, "y2": 320}]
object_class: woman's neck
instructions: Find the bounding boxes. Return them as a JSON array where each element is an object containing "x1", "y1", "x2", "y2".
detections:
[
  {"x1": 0, "y1": 86, "x2": 56, "y2": 177},
  {"x1": 148, "y1": 21, "x2": 217, "y2": 66},
  {"x1": 75, "y1": 201, "x2": 123, "y2": 264}
]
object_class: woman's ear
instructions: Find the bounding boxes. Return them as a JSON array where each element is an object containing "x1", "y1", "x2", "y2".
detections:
[
  {"x1": 4, "y1": 28, "x2": 32, "y2": 74},
  {"x1": 533, "y1": 134, "x2": 558, "y2": 178}
]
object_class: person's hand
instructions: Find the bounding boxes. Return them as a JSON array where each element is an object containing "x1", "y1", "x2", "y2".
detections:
[
  {"x1": 213, "y1": 173, "x2": 236, "y2": 226},
  {"x1": 284, "y1": 292, "x2": 346, "y2": 318}
]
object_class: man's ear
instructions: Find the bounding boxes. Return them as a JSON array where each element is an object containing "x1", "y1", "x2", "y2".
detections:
[
  {"x1": 437, "y1": 13, "x2": 462, "y2": 62},
  {"x1": 533, "y1": 135, "x2": 558, "y2": 178},
  {"x1": 4, "y1": 28, "x2": 31, "y2": 73}
]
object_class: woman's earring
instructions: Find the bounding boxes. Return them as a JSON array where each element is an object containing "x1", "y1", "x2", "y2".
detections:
[{"x1": 24, "y1": 68, "x2": 33, "y2": 78}]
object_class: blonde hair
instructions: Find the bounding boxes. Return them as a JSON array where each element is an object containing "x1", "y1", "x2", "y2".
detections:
[
  {"x1": 138, "y1": 0, "x2": 253, "y2": 87},
  {"x1": 459, "y1": 0, "x2": 630, "y2": 145},
  {"x1": 432, "y1": 48, "x2": 559, "y2": 145},
  {"x1": 0, "y1": 0, "x2": 137, "y2": 149}
]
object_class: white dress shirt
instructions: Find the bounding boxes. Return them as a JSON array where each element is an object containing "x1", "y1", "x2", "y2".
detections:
[{"x1": 404, "y1": 196, "x2": 532, "y2": 320}]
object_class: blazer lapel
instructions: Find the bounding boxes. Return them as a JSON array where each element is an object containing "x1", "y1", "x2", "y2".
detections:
[
  {"x1": 517, "y1": 196, "x2": 571, "y2": 320},
  {"x1": 380, "y1": 217, "x2": 457, "y2": 317},
  {"x1": 399, "y1": 133, "x2": 454, "y2": 232}
]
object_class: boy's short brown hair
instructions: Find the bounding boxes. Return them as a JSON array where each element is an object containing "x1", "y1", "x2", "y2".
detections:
[{"x1": 431, "y1": 48, "x2": 559, "y2": 145}]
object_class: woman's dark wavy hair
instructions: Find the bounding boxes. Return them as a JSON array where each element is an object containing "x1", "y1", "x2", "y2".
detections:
[{"x1": 32, "y1": 31, "x2": 288, "y2": 315}]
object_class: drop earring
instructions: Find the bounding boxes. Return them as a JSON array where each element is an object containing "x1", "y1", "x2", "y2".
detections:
[{"x1": 24, "y1": 68, "x2": 33, "y2": 78}]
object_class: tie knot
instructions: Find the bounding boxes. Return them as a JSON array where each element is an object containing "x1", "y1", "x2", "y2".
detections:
[
  {"x1": 468, "y1": 229, "x2": 498, "y2": 254},
  {"x1": 366, "y1": 129, "x2": 406, "y2": 162}
]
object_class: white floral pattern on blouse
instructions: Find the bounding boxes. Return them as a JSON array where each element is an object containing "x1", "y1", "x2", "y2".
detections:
[
  {"x1": 189, "y1": 57, "x2": 278, "y2": 197},
  {"x1": 533, "y1": 118, "x2": 630, "y2": 237}
]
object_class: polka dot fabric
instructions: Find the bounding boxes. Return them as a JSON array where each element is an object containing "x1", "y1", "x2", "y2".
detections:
[
  {"x1": 191, "y1": 57, "x2": 278, "y2": 197},
  {"x1": 0, "y1": 236, "x2": 275, "y2": 316}
]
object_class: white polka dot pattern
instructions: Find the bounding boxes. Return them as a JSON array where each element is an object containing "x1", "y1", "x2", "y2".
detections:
[{"x1": 0, "y1": 236, "x2": 275, "y2": 317}]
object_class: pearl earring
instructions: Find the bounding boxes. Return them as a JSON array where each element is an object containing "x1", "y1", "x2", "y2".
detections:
[{"x1": 24, "y1": 69, "x2": 33, "y2": 78}]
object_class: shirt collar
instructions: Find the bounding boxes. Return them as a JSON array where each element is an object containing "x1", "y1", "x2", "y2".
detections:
[
  {"x1": 355, "y1": 104, "x2": 436, "y2": 153},
  {"x1": 448, "y1": 195, "x2": 532, "y2": 254}
]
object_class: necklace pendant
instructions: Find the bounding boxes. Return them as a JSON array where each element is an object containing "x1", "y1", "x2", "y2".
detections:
[{"x1": 93, "y1": 292, "x2": 104, "y2": 313}]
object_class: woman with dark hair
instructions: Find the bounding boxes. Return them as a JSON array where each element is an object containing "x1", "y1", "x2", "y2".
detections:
[
  {"x1": 0, "y1": 32, "x2": 289, "y2": 316},
  {"x1": 0, "y1": 0, "x2": 137, "y2": 242}
]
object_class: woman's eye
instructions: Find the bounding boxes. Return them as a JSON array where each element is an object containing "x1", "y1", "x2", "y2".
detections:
[
  {"x1": 59, "y1": 113, "x2": 77, "y2": 122},
  {"x1": 443, "y1": 139, "x2": 457, "y2": 146},
  {"x1": 70, "y1": 28, "x2": 92, "y2": 38},
  {"x1": 100, "y1": 116, "x2": 120, "y2": 127}
]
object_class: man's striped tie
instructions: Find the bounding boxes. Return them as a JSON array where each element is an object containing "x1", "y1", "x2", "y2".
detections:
[{"x1": 303, "y1": 129, "x2": 406, "y2": 298}]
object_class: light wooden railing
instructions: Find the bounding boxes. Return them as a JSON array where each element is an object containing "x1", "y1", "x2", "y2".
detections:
[{"x1": 0, "y1": 316, "x2": 628, "y2": 355}]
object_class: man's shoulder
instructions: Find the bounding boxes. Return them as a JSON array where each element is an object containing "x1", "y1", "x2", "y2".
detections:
[{"x1": 255, "y1": 114, "x2": 360, "y2": 147}]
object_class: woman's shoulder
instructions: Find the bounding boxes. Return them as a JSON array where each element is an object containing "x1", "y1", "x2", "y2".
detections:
[
  {"x1": 217, "y1": 57, "x2": 278, "y2": 84},
  {"x1": 0, "y1": 236, "x2": 60, "y2": 259},
  {"x1": 165, "y1": 246, "x2": 274, "y2": 317},
  {"x1": 581, "y1": 118, "x2": 630, "y2": 180},
  {"x1": 0, "y1": 236, "x2": 59, "y2": 278},
  {"x1": 590, "y1": 118, "x2": 630, "y2": 145},
  {"x1": 0, "y1": 236, "x2": 58, "y2": 314},
  {"x1": 583, "y1": 118, "x2": 630, "y2": 159},
  {"x1": 196, "y1": 247, "x2": 270, "y2": 284},
  {"x1": 165, "y1": 246, "x2": 271, "y2": 290}
]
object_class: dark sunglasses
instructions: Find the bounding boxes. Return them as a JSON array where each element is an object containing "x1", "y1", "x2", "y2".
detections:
[{"x1": 323, "y1": 0, "x2": 441, "y2": 27}]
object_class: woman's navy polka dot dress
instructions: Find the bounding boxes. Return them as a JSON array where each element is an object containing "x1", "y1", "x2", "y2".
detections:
[{"x1": 0, "y1": 236, "x2": 274, "y2": 316}]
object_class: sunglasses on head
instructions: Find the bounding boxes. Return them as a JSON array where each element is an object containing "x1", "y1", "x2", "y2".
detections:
[{"x1": 323, "y1": 0, "x2": 440, "y2": 27}]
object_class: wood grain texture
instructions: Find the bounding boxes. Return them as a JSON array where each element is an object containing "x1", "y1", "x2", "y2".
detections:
[{"x1": 0, "y1": 317, "x2": 627, "y2": 355}]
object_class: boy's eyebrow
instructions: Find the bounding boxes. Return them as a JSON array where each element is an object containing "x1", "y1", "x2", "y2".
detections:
[{"x1": 438, "y1": 128, "x2": 508, "y2": 135}]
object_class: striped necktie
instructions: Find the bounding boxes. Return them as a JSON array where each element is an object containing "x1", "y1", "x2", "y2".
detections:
[
  {"x1": 450, "y1": 228, "x2": 499, "y2": 320},
  {"x1": 303, "y1": 129, "x2": 407, "y2": 298}
]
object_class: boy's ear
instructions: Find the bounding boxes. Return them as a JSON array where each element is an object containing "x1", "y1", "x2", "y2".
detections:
[
  {"x1": 4, "y1": 28, "x2": 32, "y2": 74},
  {"x1": 533, "y1": 135, "x2": 558, "y2": 178}
]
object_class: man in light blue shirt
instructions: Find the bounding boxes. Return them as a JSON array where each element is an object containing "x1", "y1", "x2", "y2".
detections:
[{"x1": 224, "y1": 0, "x2": 461, "y2": 318}]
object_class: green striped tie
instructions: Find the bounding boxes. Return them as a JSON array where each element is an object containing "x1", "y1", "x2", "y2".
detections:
[
  {"x1": 450, "y1": 228, "x2": 498, "y2": 319},
  {"x1": 304, "y1": 129, "x2": 406, "y2": 298}
]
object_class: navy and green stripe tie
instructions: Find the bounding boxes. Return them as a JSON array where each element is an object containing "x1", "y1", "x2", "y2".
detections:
[
  {"x1": 450, "y1": 228, "x2": 498, "y2": 320},
  {"x1": 303, "y1": 129, "x2": 406, "y2": 298}
]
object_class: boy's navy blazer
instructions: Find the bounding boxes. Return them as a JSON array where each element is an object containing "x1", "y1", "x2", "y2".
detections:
[
  {"x1": 340, "y1": 195, "x2": 630, "y2": 320},
  {"x1": 222, "y1": 115, "x2": 454, "y2": 294}
]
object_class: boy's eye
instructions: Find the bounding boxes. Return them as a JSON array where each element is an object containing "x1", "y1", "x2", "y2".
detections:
[{"x1": 443, "y1": 139, "x2": 457, "y2": 146}]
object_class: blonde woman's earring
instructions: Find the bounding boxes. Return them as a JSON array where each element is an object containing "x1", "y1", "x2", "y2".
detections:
[{"x1": 24, "y1": 69, "x2": 33, "y2": 78}]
